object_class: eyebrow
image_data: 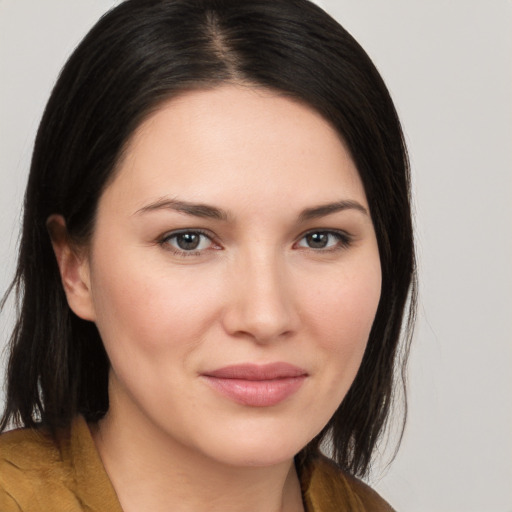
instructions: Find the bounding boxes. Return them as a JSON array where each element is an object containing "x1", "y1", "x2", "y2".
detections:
[
  {"x1": 134, "y1": 198, "x2": 229, "y2": 221},
  {"x1": 134, "y1": 197, "x2": 368, "y2": 222},
  {"x1": 298, "y1": 200, "x2": 369, "y2": 221}
]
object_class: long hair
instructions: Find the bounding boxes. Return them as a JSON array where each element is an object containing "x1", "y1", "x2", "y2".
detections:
[{"x1": 1, "y1": 0, "x2": 416, "y2": 477}]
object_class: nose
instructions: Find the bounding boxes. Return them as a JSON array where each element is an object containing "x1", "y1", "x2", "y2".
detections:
[{"x1": 221, "y1": 251, "x2": 299, "y2": 344}]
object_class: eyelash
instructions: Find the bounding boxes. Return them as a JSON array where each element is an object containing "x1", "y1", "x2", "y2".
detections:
[
  {"x1": 295, "y1": 229, "x2": 353, "y2": 252},
  {"x1": 159, "y1": 229, "x2": 218, "y2": 257},
  {"x1": 158, "y1": 229, "x2": 353, "y2": 257}
]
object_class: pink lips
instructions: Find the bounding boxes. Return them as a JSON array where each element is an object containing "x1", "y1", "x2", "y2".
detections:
[{"x1": 202, "y1": 363, "x2": 308, "y2": 407}]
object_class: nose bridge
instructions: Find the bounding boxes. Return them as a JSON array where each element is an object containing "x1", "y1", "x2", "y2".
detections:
[{"x1": 224, "y1": 245, "x2": 297, "y2": 342}]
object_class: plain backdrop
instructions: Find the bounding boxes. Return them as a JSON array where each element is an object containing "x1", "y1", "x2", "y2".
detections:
[{"x1": 1, "y1": 1, "x2": 511, "y2": 511}]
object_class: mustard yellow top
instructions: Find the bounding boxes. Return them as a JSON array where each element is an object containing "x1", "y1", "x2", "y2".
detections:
[{"x1": 0, "y1": 416, "x2": 394, "y2": 511}]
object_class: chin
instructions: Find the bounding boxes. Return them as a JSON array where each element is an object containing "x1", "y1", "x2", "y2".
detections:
[
  {"x1": 192, "y1": 424, "x2": 316, "y2": 468},
  {"x1": 215, "y1": 446, "x2": 300, "y2": 468}
]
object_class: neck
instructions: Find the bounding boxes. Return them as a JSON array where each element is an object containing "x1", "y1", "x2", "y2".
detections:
[{"x1": 91, "y1": 403, "x2": 305, "y2": 512}]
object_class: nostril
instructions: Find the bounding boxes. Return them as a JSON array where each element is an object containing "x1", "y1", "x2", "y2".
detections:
[{"x1": 221, "y1": 294, "x2": 298, "y2": 344}]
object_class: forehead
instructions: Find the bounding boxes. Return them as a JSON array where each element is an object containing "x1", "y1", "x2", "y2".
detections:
[{"x1": 101, "y1": 85, "x2": 367, "y2": 215}]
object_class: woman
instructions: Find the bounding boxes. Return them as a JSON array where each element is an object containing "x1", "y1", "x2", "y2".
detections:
[{"x1": 0, "y1": 0, "x2": 416, "y2": 510}]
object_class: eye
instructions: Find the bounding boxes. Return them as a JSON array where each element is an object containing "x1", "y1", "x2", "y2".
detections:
[
  {"x1": 296, "y1": 230, "x2": 351, "y2": 250},
  {"x1": 161, "y1": 230, "x2": 215, "y2": 253}
]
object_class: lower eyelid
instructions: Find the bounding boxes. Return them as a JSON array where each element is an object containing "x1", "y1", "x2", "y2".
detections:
[{"x1": 169, "y1": 248, "x2": 204, "y2": 257}]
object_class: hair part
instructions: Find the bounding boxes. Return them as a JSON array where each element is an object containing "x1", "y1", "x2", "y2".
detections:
[{"x1": 1, "y1": 0, "x2": 416, "y2": 478}]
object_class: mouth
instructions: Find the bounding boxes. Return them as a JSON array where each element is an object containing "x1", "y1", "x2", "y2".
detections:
[{"x1": 201, "y1": 362, "x2": 308, "y2": 407}]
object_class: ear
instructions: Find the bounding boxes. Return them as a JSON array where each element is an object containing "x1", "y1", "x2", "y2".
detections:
[{"x1": 46, "y1": 214, "x2": 96, "y2": 322}]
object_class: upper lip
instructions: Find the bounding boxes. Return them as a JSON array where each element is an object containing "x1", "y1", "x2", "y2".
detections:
[{"x1": 203, "y1": 362, "x2": 308, "y2": 381}]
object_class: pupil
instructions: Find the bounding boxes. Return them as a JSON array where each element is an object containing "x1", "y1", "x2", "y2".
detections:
[
  {"x1": 177, "y1": 233, "x2": 200, "y2": 250},
  {"x1": 307, "y1": 232, "x2": 328, "y2": 248}
]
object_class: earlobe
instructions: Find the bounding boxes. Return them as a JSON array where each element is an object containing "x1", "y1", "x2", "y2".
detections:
[{"x1": 46, "y1": 214, "x2": 96, "y2": 322}]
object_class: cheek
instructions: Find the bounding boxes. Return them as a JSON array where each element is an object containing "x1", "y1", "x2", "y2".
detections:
[
  {"x1": 300, "y1": 257, "x2": 381, "y2": 388},
  {"x1": 286, "y1": 259, "x2": 381, "y2": 437},
  {"x1": 88, "y1": 249, "x2": 224, "y2": 357},
  {"x1": 305, "y1": 263, "x2": 381, "y2": 344}
]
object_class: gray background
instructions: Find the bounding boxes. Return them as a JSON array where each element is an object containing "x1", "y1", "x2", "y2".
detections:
[{"x1": 1, "y1": 1, "x2": 511, "y2": 510}]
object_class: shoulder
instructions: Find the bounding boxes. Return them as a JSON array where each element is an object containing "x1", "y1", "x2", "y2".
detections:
[
  {"x1": 0, "y1": 422, "x2": 79, "y2": 511},
  {"x1": 301, "y1": 454, "x2": 395, "y2": 512},
  {"x1": 0, "y1": 423, "x2": 62, "y2": 466}
]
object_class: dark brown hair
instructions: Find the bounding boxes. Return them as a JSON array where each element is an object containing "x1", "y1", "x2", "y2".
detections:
[{"x1": 1, "y1": 0, "x2": 416, "y2": 477}]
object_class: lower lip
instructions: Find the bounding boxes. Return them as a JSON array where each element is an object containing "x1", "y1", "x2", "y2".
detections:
[{"x1": 202, "y1": 376, "x2": 306, "y2": 407}]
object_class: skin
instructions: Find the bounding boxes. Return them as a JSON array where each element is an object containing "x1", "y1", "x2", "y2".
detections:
[{"x1": 49, "y1": 85, "x2": 382, "y2": 512}]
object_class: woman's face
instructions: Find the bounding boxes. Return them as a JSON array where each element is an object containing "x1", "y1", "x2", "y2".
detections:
[{"x1": 71, "y1": 85, "x2": 381, "y2": 467}]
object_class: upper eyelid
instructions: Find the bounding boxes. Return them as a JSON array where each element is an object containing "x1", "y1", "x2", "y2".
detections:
[
  {"x1": 161, "y1": 228, "x2": 215, "y2": 240},
  {"x1": 296, "y1": 227, "x2": 352, "y2": 240}
]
